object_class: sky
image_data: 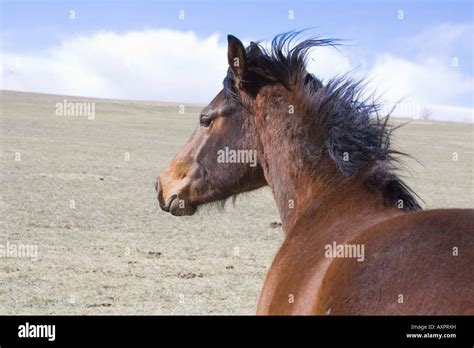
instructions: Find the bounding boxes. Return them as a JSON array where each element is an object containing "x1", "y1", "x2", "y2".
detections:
[{"x1": 1, "y1": 0, "x2": 473, "y2": 121}]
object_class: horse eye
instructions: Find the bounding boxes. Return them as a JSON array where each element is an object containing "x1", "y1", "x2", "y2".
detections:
[{"x1": 200, "y1": 114, "x2": 213, "y2": 127}]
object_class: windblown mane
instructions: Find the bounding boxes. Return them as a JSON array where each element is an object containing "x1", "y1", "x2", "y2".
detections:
[{"x1": 224, "y1": 31, "x2": 421, "y2": 212}]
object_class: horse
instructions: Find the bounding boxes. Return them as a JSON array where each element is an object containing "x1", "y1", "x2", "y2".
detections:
[{"x1": 156, "y1": 32, "x2": 474, "y2": 315}]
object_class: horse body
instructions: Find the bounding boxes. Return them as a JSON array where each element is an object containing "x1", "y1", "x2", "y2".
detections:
[{"x1": 156, "y1": 32, "x2": 474, "y2": 315}]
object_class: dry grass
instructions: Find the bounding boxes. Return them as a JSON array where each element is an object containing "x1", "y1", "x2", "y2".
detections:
[{"x1": 0, "y1": 90, "x2": 472, "y2": 314}]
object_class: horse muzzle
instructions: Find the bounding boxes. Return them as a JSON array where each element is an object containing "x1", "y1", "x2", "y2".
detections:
[{"x1": 155, "y1": 178, "x2": 196, "y2": 216}]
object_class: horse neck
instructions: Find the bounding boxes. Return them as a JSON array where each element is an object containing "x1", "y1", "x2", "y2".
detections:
[{"x1": 254, "y1": 88, "x2": 404, "y2": 238}]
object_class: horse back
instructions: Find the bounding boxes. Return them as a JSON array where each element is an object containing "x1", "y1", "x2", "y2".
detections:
[{"x1": 316, "y1": 209, "x2": 474, "y2": 315}]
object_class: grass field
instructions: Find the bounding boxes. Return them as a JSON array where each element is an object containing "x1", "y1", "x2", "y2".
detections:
[{"x1": 0, "y1": 90, "x2": 472, "y2": 314}]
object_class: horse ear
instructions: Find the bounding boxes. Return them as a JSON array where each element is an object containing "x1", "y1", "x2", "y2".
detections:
[{"x1": 227, "y1": 35, "x2": 247, "y2": 79}]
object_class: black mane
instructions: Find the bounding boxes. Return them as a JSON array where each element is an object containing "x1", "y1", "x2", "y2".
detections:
[{"x1": 224, "y1": 31, "x2": 421, "y2": 212}]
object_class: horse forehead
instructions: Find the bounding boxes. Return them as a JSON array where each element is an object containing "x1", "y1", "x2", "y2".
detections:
[{"x1": 203, "y1": 90, "x2": 226, "y2": 114}]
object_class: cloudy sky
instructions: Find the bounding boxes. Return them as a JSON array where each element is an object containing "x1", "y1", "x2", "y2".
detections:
[{"x1": 1, "y1": 0, "x2": 473, "y2": 121}]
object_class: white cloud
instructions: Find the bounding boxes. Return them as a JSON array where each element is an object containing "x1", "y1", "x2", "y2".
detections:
[
  {"x1": 370, "y1": 23, "x2": 473, "y2": 122},
  {"x1": 1, "y1": 28, "x2": 472, "y2": 122},
  {"x1": 365, "y1": 56, "x2": 473, "y2": 122},
  {"x1": 305, "y1": 45, "x2": 473, "y2": 122},
  {"x1": 403, "y1": 22, "x2": 473, "y2": 56},
  {"x1": 1, "y1": 29, "x2": 229, "y2": 103},
  {"x1": 369, "y1": 53, "x2": 471, "y2": 98}
]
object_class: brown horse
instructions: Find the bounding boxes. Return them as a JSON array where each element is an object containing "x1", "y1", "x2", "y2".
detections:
[{"x1": 156, "y1": 32, "x2": 474, "y2": 315}]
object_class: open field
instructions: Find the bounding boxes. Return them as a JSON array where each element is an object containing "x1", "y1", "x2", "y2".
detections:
[{"x1": 0, "y1": 90, "x2": 473, "y2": 314}]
